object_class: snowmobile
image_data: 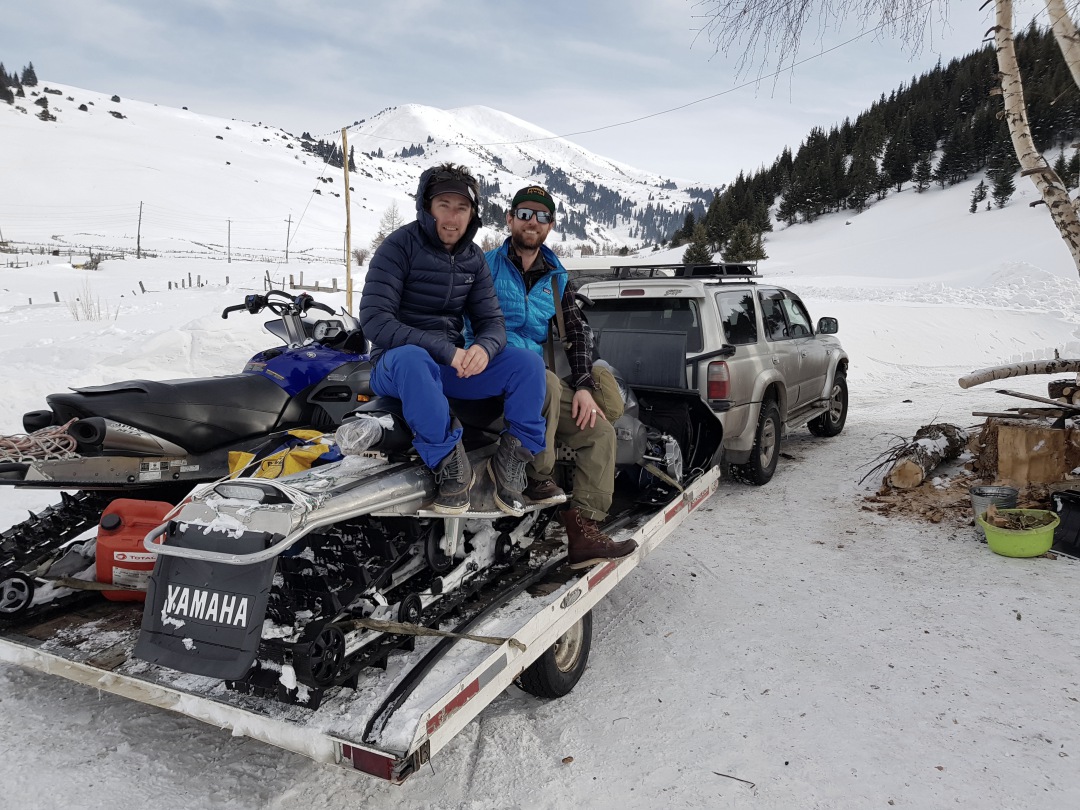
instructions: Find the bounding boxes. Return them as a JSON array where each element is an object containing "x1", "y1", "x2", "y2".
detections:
[
  {"x1": 132, "y1": 327, "x2": 725, "y2": 709},
  {"x1": 0, "y1": 289, "x2": 373, "y2": 621}
]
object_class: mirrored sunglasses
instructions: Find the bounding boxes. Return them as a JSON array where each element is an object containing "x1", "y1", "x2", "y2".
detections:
[{"x1": 512, "y1": 208, "x2": 554, "y2": 224}]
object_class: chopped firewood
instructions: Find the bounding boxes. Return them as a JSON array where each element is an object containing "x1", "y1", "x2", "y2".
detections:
[{"x1": 982, "y1": 503, "x2": 1055, "y2": 530}]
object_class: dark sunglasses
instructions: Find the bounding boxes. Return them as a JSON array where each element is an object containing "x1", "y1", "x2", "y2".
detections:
[{"x1": 512, "y1": 208, "x2": 554, "y2": 224}]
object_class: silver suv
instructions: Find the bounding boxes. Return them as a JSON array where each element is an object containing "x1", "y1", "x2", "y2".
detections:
[{"x1": 579, "y1": 263, "x2": 849, "y2": 485}]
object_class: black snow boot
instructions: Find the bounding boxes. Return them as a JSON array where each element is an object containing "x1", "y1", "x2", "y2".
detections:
[
  {"x1": 432, "y1": 440, "x2": 472, "y2": 514},
  {"x1": 486, "y1": 432, "x2": 532, "y2": 517}
]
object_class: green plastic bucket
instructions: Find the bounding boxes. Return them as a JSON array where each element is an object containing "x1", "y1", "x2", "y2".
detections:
[{"x1": 976, "y1": 508, "x2": 1059, "y2": 558}]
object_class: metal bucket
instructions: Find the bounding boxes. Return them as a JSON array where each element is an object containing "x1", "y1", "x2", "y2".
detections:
[{"x1": 970, "y1": 485, "x2": 1019, "y2": 536}]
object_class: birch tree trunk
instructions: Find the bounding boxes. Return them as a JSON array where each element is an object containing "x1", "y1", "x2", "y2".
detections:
[
  {"x1": 994, "y1": 0, "x2": 1080, "y2": 272},
  {"x1": 885, "y1": 423, "x2": 969, "y2": 490}
]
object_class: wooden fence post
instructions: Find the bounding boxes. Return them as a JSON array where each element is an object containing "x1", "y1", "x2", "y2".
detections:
[
  {"x1": 53, "y1": 291, "x2": 59, "y2": 302},
  {"x1": 138, "y1": 281, "x2": 145, "y2": 293},
  {"x1": 333, "y1": 278, "x2": 338, "y2": 292}
]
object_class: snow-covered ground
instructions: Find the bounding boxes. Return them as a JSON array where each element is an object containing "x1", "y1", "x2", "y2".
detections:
[{"x1": 4, "y1": 89, "x2": 1080, "y2": 807}]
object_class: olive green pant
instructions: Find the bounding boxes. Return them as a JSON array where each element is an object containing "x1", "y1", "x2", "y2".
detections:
[{"x1": 531, "y1": 365, "x2": 624, "y2": 522}]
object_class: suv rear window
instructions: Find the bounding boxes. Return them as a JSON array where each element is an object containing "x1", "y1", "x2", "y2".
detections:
[
  {"x1": 715, "y1": 290, "x2": 758, "y2": 345},
  {"x1": 586, "y1": 298, "x2": 702, "y2": 352}
]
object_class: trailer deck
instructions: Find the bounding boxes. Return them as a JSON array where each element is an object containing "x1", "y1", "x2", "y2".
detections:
[{"x1": 0, "y1": 467, "x2": 719, "y2": 783}]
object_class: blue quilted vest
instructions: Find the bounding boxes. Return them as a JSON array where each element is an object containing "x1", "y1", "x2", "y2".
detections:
[{"x1": 483, "y1": 242, "x2": 567, "y2": 356}]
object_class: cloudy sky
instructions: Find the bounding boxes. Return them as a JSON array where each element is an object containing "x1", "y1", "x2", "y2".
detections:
[{"x1": 2, "y1": 0, "x2": 1048, "y2": 186}]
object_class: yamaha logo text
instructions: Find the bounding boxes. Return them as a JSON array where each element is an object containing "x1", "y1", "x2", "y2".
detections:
[{"x1": 164, "y1": 584, "x2": 250, "y2": 627}]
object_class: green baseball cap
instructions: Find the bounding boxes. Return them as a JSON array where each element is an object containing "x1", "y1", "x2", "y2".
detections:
[{"x1": 511, "y1": 185, "x2": 556, "y2": 214}]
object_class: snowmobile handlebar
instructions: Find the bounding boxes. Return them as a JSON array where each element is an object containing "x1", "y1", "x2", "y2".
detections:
[{"x1": 220, "y1": 291, "x2": 337, "y2": 320}]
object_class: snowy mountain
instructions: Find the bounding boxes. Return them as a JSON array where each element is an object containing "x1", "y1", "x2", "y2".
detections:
[{"x1": 0, "y1": 82, "x2": 705, "y2": 262}]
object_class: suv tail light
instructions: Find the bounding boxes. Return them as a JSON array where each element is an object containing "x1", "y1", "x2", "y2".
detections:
[{"x1": 707, "y1": 361, "x2": 730, "y2": 400}]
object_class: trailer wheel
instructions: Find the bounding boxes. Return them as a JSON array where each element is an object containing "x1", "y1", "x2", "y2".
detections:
[
  {"x1": 0, "y1": 572, "x2": 35, "y2": 619},
  {"x1": 518, "y1": 611, "x2": 592, "y2": 699}
]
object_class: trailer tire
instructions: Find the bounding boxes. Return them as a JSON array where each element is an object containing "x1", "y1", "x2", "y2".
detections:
[{"x1": 518, "y1": 611, "x2": 592, "y2": 699}]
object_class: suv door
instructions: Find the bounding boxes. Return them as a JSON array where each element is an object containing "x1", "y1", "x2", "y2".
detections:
[
  {"x1": 781, "y1": 292, "x2": 831, "y2": 408},
  {"x1": 714, "y1": 288, "x2": 764, "y2": 441},
  {"x1": 758, "y1": 288, "x2": 802, "y2": 407}
]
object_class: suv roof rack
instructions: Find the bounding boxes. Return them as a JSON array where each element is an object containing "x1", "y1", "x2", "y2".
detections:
[{"x1": 607, "y1": 262, "x2": 760, "y2": 281}]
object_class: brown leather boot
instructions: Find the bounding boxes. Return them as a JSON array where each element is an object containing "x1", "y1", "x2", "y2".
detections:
[
  {"x1": 559, "y1": 507, "x2": 638, "y2": 570},
  {"x1": 523, "y1": 477, "x2": 567, "y2": 507}
]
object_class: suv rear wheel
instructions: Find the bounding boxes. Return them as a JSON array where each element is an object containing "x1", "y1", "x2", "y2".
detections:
[
  {"x1": 808, "y1": 374, "x2": 848, "y2": 438},
  {"x1": 737, "y1": 400, "x2": 780, "y2": 486}
]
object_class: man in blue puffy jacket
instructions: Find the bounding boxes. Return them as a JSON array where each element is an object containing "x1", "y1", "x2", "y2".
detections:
[
  {"x1": 359, "y1": 164, "x2": 546, "y2": 516},
  {"x1": 482, "y1": 185, "x2": 637, "y2": 568}
]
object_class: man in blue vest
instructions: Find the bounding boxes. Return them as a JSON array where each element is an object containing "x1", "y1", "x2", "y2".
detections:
[
  {"x1": 359, "y1": 165, "x2": 547, "y2": 517},
  {"x1": 483, "y1": 185, "x2": 637, "y2": 568}
]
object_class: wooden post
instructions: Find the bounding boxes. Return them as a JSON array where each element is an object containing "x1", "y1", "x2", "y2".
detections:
[
  {"x1": 53, "y1": 291, "x2": 59, "y2": 302},
  {"x1": 289, "y1": 274, "x2": 294, "y2": 288},
  {"x1": 168, "y1": 281, "x2": 172, "y2": 290},
  {"x1": 138, "y1": 281, "x2": 145, "y2": 293},
  {"x1": 342, "y1": 127, "x2": 353, "y2": 312},
  {"x1": 299, "y1": 271, "x2": 304, "y2": 288},
  {"x1": 197, "y1": 274, "x2": 201, "y2": 287},
  {"x1": 187, "y1": 272, "x2": 192, "y2": 287},
  {"x1": 333, "y1": 277, "x2": 338, "y2": 292}
]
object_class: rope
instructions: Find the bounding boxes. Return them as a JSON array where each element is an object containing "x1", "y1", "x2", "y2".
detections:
[{"x1": 0, "y1": 418, "x2": 79, "y2": 462}]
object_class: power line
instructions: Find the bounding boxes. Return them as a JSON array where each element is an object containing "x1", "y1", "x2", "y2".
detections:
[{"x1": 334, "y1": 1, "x2": 941, "y2": 150}]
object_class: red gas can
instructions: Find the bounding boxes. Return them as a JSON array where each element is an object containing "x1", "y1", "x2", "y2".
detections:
[{"x1": 95, "y1": 498, "x2": 174, "y2": 602}]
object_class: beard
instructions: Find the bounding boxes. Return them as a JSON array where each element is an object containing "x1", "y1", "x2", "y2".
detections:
[{"x1": 510, "y1": 229, "x2": 546, "y2": 252}]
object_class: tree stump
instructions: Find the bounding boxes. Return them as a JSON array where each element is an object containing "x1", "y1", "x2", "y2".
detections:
[{"x1": 886, "y1": 423, "x2": 969, "y2": 490}]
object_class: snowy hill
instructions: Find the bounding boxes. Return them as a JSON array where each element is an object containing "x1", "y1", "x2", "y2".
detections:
[{"x1": 0, "y1": 83, "x2": 703, "y2": 260}]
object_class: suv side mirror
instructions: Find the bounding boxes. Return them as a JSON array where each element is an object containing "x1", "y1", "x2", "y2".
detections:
[{"x1": 816, "y1": 317, "x2": 838, "y2": 335}]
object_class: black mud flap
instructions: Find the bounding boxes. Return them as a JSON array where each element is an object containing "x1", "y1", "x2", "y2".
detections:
[{"x1": 134, "y1": 523, "x2": 278, "y2": 680}]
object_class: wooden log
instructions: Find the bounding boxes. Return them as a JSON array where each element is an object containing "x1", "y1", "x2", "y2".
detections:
[
  {"x1": 958, "y1": 358, "x2": 1080, "y2": 389},
  {"x1": 886, "y1": 423, "x2": 969, "y2": 489}
]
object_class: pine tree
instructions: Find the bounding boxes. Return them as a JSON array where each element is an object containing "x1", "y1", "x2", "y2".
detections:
[
  {"x1": 724, "y1": 221, "x2": 768, "y2": 262},
  {"x1": 681, "y1": 223, "x2": 713, "y2": 264},
  {"x1": 913, "y1": 154, "x2": 933, "y2": 193},
  {"x1": 969, "y1": 180, "x2": 988, "y2": 213},
  {"x1": 991, "y1": 169, "x2": 1016, "y2": 208},
  {"x1": 21, "y1": 62, "x2": 38, "y2": 87}
]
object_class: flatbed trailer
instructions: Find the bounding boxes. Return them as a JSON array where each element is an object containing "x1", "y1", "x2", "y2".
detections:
[{"x1": 0, "y1": 467, "x2": 718, "y2": 784}]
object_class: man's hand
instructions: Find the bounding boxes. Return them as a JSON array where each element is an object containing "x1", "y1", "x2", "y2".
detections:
[
  {"x1": 452, "y1": 345, "x2": 490, "y2": 378},
  {"x1": 571, "y1": 388, "x2": 604, "y2": 430}
]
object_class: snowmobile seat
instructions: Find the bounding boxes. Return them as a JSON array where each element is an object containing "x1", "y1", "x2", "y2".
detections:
[
  {"x1": 46, "y1": 375, "x2": 298, "y2": 455},
  {"x1": 350, "y1": 394, "x2": 507, "y2": 457}
]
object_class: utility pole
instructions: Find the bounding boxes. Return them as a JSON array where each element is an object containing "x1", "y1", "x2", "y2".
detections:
[
  {"x1": 342, "y1": 128, "x2": 353, "y2": 312},
  {"x1": 227, "y1": 219, "x2": 231, "y2": 263},
  {"x1": 285, "y1": 215, "x2": 292, "y2": 264},
  {"x1": 136, "y1": 201, "x2": 143, "y2": 259}
]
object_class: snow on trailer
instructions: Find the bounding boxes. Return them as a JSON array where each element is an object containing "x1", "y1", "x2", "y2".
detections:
[{"x1": 0, "y1": 468, "x2": 718, "y2": 783}]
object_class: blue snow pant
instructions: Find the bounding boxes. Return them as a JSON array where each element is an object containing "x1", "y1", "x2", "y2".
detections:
[{"x1": 369, "y1": 344, "x2": 547, "y2": 469}]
